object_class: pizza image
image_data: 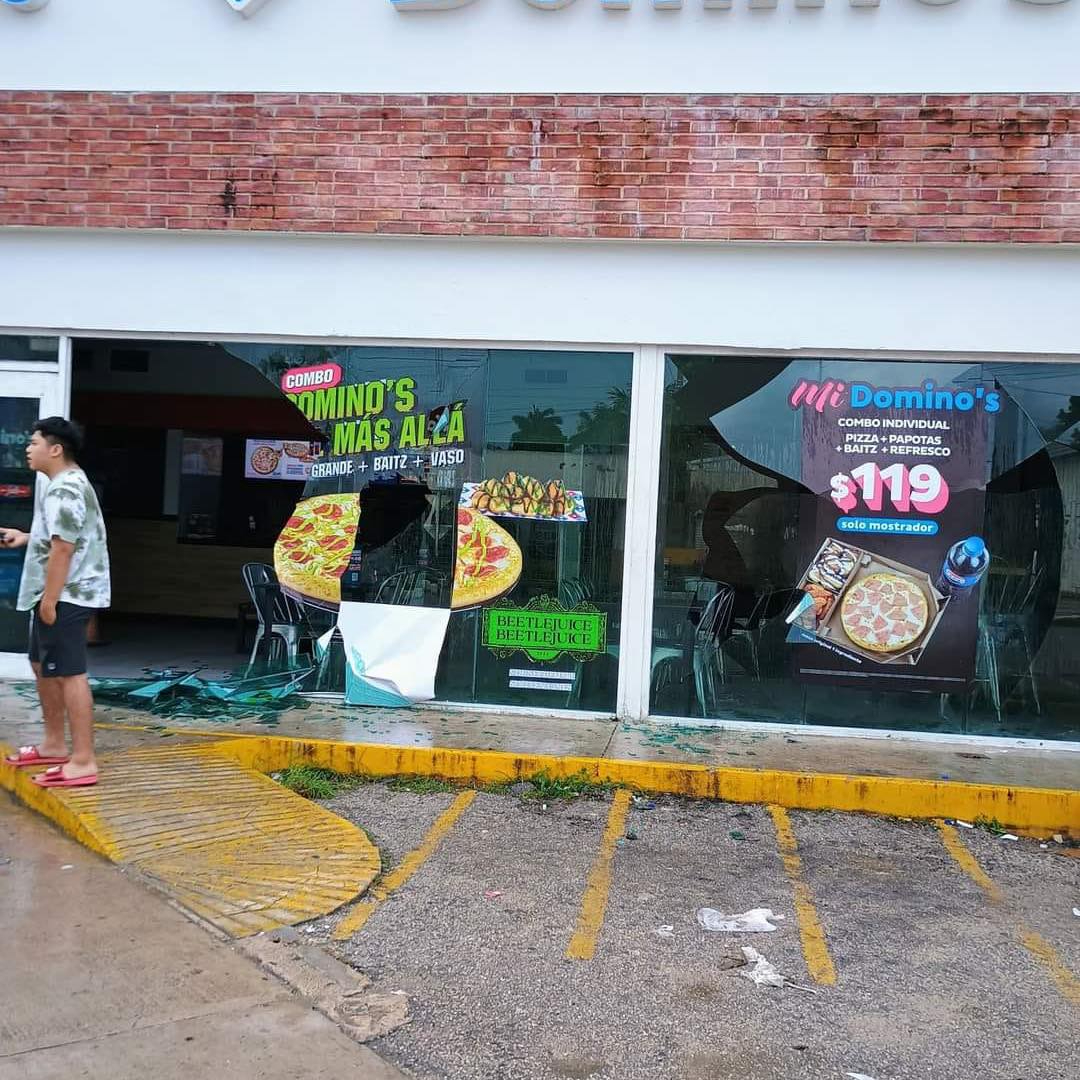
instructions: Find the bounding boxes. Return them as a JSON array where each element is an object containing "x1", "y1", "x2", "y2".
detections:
[
  {"x1": 274, "y1": 493, "x2": 361, "y2": 607},
  {"x1": 282, "y1": 441, "x2": 315, "y2": 462},
  {"x1": 451, "y1": 507, "x2": 523, "y2": 610},
  {"x1": 250, "y1": 444, "x2": 281, "y2": 475},
  {"x1": 840, "y1": 572, "x2": 929, "y2": 654}
]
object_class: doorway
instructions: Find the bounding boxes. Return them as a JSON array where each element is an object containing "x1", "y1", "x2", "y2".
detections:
[
  {"x1": 0, "y1": 336, "x2": 66, "y2": 678},
  {"x1": 69, "y1": 338, "x2": 317, "y2": 683}
]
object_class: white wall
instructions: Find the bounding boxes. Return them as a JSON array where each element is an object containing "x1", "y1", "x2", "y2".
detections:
[
  {"x1": 1, "y1": 228, "x2": 1078, "y2": 358},
  {"x1": 1, "y1": 0, "x2": 1079, "y2": 94}
]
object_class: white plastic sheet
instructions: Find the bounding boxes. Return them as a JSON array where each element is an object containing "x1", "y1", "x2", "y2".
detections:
[
  {"x1": 336, "y1": 601, "x2": 452, "y2": 706},
  {"x1": 696, "y1": 907, "x2": 786, "y2": 933}
]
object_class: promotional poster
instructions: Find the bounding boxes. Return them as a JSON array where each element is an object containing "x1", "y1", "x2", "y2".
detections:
[{"x1": 785, "y1": 374, "x2": 994, "y2": 694}]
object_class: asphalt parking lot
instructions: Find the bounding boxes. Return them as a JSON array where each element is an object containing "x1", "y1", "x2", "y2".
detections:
[{"x1": 293, "y1": 780, "x2": 1080, "y2": 1080}]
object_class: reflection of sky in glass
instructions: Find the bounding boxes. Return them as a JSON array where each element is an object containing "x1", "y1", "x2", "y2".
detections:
[
  {"x1": 223, "y1": 343, "x2": 632, "y2": 449},
  {"x1": 701, "y1": 357, "x2": 1080, "y2": 484},
  {"x1": 708, "y1": 359, "x2": 982, "y2": 485},
  {"x1": 984, "y1": 362, "x2": 1080, "y2": 448}
]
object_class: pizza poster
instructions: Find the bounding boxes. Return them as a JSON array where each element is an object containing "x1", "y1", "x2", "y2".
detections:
[
  {"x1": 244, "y1": 439, "x2": 319, "y2": 481},
  {"x1": 787, "y1": 375, "x2": 995, "y2": 695}
]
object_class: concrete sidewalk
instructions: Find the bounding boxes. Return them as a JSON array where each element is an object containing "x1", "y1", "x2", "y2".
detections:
[{"x1": 0, "y1": 799, "x2": 405, "y2": 1080}]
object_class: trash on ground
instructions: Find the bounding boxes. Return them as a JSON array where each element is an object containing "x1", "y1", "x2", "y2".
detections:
[
  {"x1": 845, "y1": 1073, "x2": 880, "y2": 1080},
  {"x1": 951, "y1": 819, "x2": 975, "y2": 829},
  {"x1": 738, "y1": 946, "x2": 819, "y2": 994},
  {"x1": 730, "y1": 830, "x2": 747, "y2": 841},
  {"x1": 60, "y1": 864, "x2": 73, "y2": 870},
  {"x1": 632, "y1": 796, "x2": 656, "y2": 810},
  {"x1": 1053, "y1": 834, "x2": 1065, "y2": 844},
  {"x1": 999, "y1": 834, "x2": 1019, "y2": 842},
  {"x1": 697, "y1": 907, "x2": 786, "y2": 933},
  {"x1": 1072, "y1": 907, "x2": 1080, "y2": 918},
  {"x1": 483, "y1": 890, "x2": 503, "y2": 900},
  {"x1": 624, "y1": 829, "x2": 639, "y2": 841},
  {"x1": 653, "y1": 925, "x2": 676, "y2": 941}
]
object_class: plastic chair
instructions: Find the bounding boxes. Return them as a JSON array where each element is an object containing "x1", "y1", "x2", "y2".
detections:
[
  {"x1": 241, "y1": 563, "x2": 314, "y2": 675},
  {"x1": 374, "y1": 568, "x2": 448, "y2": 607},
  {"x1": 692, "y1": 586, "x2": 736, "y2": 716}
]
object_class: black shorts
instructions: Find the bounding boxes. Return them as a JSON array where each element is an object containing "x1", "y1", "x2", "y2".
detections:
[{"x1": 28, "y1": 602, "x2": 94, "y2": 678}]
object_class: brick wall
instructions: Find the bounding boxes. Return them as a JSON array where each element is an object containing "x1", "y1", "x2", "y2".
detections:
[{"x1": 1, "y1": 92, "x2": 1077, "y2": 242}]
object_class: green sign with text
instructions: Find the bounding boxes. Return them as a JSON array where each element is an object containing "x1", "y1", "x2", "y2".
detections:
[{"x1": 482, "y1": 596, "x2": 607, "y2": 663}]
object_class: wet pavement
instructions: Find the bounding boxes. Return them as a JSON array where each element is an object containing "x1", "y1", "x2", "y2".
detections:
[
  {"x1": 0, "y1": 798, "x2": 404, "y2": 1080},
  {"x1": 301, "y1": 781, "x2": 1079, "y2": 1080},
  {"x1": 3, "y1": 678, "x2": 1077, "y2": 791}
]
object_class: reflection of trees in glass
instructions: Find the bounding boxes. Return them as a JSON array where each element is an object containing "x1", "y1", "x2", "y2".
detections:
[
  {"x1": 571, "y1": 387, "x2": 630, "y2": 450},
  {"x1": 510, "y1": 406, "x2": 565, "y2": 452},
  {"x1": 1049, "y1": 395, "x2": 1080, "y2": 449}
]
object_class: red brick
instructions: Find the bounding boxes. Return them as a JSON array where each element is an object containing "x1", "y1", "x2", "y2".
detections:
[{"x1": 0, "y1": 92, "x2": 1077, "y2": 242}]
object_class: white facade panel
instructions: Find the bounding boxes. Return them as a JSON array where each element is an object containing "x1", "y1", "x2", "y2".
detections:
[
  {"x1": 1, "y1": 228, "x2": 1078, "y2": 359},
  {"x1": 0, "y1": 0, "x2": 1078, "y2": 94}
]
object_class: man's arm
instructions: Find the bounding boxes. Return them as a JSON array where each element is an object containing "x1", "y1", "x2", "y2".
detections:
[{"x1": 39, "y1": 537, "x2": 75, "y2": 625}]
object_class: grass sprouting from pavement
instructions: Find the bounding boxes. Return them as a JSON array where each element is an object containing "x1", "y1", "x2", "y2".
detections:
[
  {"x1": 523, "y1": 769, "x2": 617, "y2": 800},
  {"x1": 274, "y1": 764, "x2": 620, "y2": 802},
  {"x1": 387, "y1": 775, "x2": 457, "y2": 794},
  {"x1": 275, "y1": 765, "x2": 367, "y2": 800}
]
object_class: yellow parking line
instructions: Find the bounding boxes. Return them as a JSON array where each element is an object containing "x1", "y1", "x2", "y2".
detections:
[
  {"x1": 937, "y1": 821, "x2": 1080, "y2": 1008},
  {"x1": 769, "y1": 805, "x2": 838, "y2": 987},
  {"x1": 567, "y1": 789, "x2": 633, "y2": 960},
  {"x1": 332, "y1": 789, "x2": 477, "y2": 940}
]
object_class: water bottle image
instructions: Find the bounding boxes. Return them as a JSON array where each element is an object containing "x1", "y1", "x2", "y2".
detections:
[{"x1": 936, "y1": 536, "x2": 990, "y2": 598}]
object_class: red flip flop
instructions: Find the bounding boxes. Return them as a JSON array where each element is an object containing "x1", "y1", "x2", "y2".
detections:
[
  {"x1": 31, "y1": 766, "x2": 97, "y2": 789},
  {"x1": 4, "y1": 745, "x2": 70, "y2": 768}
]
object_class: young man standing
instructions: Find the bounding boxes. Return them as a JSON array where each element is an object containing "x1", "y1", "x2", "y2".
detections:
[{"x1": 1, "y1": 418, "x2": 110, "y2": 788}]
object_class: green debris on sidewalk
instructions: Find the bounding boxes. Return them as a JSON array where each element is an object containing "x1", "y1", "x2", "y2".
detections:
[{"x1": 87, "y1": 666, "x2": 315, "y2": 723}]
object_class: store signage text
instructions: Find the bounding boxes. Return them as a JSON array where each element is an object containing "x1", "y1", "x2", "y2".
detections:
[
  {"x1": 283, "y1": 370, "x2": 467, "y2": 457},
  {"x1": 483, "y1": 597, "x2": 607, "y2": 663},
  {"x1": 789, "y1": 380, "x2": 1001, "y2": 416},
  {"x1": 391, "y1": 0, "x2": 1073, "y2": 11},
  {"x1": 5, "y1": 0, "x2": 1071, "y2": 13}
]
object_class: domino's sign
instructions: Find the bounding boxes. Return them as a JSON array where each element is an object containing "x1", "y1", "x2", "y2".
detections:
[{"x1": 390, "y1": 0, "x2": 1073, "y2": 9}]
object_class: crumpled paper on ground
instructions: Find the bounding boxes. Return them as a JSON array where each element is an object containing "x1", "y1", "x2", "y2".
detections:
[{"x1": 696, "y1": 907, "x2": 786, "y2": 933}]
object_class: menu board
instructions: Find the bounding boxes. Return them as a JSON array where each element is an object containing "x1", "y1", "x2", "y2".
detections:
[
  {"x1": 785, "y1": 376, "x2": 994, "y2": 694},
  {"x1": 243, "y1": 438, "x2": 319, "y2": 481}
]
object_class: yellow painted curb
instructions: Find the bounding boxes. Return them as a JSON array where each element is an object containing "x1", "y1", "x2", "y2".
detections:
[
  {"x1": 199, "y1": 732, "x2": 1080, "y2": 835},
  {"x1": 0, "y1": 748, "x2": 120, "y2": 860}
]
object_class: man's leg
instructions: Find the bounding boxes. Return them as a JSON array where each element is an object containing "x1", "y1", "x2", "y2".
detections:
[
  {"x1": 32, "y1": 661, "x2": 69, "y2": 759},
  {"x1": 60, "y1": 673, "x2": 96, "y2": 779}
]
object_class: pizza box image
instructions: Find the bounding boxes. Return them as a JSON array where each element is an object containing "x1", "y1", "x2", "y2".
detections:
[{"x1": 791, "y1": 538, "x2": 948, "y2": 667}]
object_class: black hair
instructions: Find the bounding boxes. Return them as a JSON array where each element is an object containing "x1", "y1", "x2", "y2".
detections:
[{"x1": 33, "y1": 417, "x2": 84, "y2": 459}]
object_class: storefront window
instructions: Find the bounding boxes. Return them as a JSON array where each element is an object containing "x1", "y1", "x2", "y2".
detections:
[
  {"x1": 652, "y1": 355, "x2": 1080, "y2": 741},
  {"x1": 228, "y1": 345, "x2": 631, "y2": 713}
]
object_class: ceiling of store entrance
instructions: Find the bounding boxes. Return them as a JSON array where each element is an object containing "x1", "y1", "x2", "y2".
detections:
[{"x1": 73, "y1": 339, "x2": 282, "y2": 398}]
